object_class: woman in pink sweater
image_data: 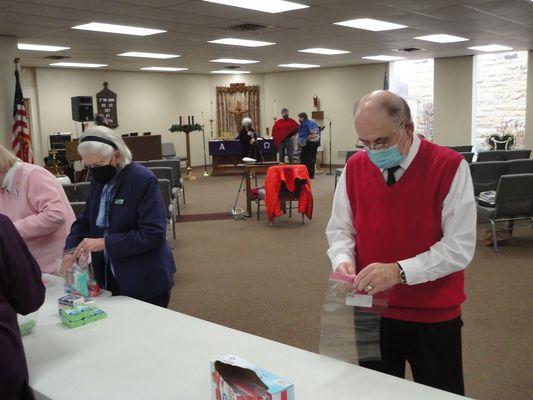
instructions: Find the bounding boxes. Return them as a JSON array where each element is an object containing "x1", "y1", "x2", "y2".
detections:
[{"x1": 0, "y1": 145, "x2": 75, "y2": 274}]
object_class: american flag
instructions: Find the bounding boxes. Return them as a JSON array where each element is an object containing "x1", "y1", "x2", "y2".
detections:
[{"x1": 12, "y1": 68, "x2": 34, "y2": 163}]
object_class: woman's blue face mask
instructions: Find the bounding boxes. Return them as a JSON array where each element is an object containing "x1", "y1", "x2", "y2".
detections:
[{"x1": 366, "y1": 124, "x2": 406, "y2": 170}]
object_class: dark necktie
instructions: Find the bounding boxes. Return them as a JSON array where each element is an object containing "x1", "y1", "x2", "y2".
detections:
[{"x1": 386, "y1": 166, "x2": 401, "y2": 187}]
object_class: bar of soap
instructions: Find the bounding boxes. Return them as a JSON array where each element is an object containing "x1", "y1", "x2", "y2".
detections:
[{"x1": 345, "y1": 293, "x2": 373, "y2": 308}]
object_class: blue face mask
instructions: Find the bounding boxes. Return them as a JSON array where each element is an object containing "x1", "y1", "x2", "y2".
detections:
[{"x1": 367, "y1": 129, "x2": 406, "y2": 169}]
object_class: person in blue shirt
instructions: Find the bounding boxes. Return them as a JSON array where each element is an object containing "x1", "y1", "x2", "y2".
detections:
[
  {"x1": 297, "y1": 112, "x2": 321, "y2": 178},
  {"x1": 60, "y1": 126, "x2": 176, "y2": 307}
]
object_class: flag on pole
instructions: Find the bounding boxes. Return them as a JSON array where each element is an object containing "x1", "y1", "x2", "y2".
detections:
[{"x1": 12, "y1": 66, "x2": 34, "y2": 163}]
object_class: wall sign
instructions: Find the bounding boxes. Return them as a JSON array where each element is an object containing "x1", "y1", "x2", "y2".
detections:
[{"x1": 96, "y1": 82, "x2": 118, "y2": 128}]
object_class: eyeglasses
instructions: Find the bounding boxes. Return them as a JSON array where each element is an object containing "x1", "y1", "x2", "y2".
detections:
[{"x1": 357, "y1": 121, "x2": 405, "y2": 151}]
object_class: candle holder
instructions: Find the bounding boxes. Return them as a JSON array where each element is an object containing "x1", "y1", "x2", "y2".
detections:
[{"x1": 169, "y1": 122, "x2": 203, "y2": 182}]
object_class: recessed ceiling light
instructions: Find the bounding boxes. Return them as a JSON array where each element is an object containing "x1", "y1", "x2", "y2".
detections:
[
  {"x1": 414, "y1": 34, "x2": 469, "y2": 43},
  {"x1": 334, "y1": 18, "x2": 407, "y2": 31},
  {"x1": 362, "y1": 55, "x2": 405, "y2": 61},
  {"x1": 18, "y1": 43, "x2": 70, "y2": 52},
  {"x1": 467, "y1": 44, "x2": 513, "y2": 52},
  {"x1": 208, "y1": 38, "x2": 275, "y2": 47},
  {"x1": 140, "y1": 67, "x2": 188, "y2": 72},
  {"x1": 50, "y1": 62, "x2": 107, "y2": 68},
  {"x1": 118, "y1": 52, "x2": 180, "y2": 59},
  {"x1": 202, "y1": 0, "x2": 308, "y2": 13},
  {"x1": 278, "y1": 63, "x2": 320, "y2": 69},
  {"x1": 72, "y1": 22, "x2": 165, "y2": 36},
  {"x1": 210, "y1": 58, "x2": 259, "y2": 64},
  {"x1": 298, "y1": 48, "x2": 350, "y2": 55},
  {"x1": 210, "y1": 70, "x2": 251, "y2": 74}
]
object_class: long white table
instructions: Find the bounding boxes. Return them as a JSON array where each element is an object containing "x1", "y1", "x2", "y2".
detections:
[{"x1": 24, "y1": 275, "x2": 466, "y2": 399}]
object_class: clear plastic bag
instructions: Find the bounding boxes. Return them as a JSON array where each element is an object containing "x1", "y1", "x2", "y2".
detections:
[
  {"x1": 18, "y1": 311, "x2": 39, "y2": 336},
  {"x1": 319, "y1": 272, "x2": 390, "y2": 365}
]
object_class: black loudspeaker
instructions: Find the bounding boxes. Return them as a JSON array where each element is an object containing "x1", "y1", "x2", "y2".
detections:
[{"x1": 71, "y1": 96, "x2": 94, "y2": 122}]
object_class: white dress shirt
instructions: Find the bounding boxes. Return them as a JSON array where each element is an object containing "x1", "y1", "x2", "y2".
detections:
[{"x1": 326, "y1": 135, "x2": 477, "y2": 285}]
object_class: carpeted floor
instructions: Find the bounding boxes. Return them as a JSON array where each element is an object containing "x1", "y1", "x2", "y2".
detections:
[{"x1": 168, "y1": 169, "x2": 533, "y2": 400}]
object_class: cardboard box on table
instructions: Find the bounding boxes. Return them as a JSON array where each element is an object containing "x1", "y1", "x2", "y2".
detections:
[{"x1": 211, "y1": 355, "x2": 294, "y2": 400}]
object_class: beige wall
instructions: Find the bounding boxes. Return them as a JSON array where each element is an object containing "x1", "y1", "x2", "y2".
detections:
[
  {"x1": 433, "y1": 56, "x2": 474, "y2": 146},
  {"x1": 526, "y1": 51, "x2": 533, "y2": 149},
  {"x1": 263, "y1": 64, "x2": 386, "y2": 164},
  {"x1": 29, "y1": 64, "x2": 385, "y2": 166},
  {"x1": 32, "y1": 67, "x2": 212, "y2": 167}
]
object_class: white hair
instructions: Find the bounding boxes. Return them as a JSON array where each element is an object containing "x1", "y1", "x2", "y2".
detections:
[
  {"x1": 242, "y1": 117, "x2": 252, "y2": 126},
  {"x1": 78, "y1": 126, "x2": 132, "y2": 167},
  {"x1": 0, "y1": 144, "x2": 18, "y2": 173}
]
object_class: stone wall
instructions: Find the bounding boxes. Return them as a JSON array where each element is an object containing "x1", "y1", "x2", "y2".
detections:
[
  {"x1": 390, "y1": 59, "x2": 434, "y2": 139},
  {"x1": 475, "y1": 51, "x2": 528, "y2": 150}
]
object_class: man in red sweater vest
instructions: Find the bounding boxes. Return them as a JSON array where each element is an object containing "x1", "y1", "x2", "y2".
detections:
[{"x1": 326, "y1": 90, "x2": 476, "y2": 395}]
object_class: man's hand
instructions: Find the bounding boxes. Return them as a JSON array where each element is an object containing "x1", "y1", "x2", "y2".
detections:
[
  {"x1": 335, "y1": 261, "x2": 356, "y2": 277},
  {"x1": 353, "y1": 263, "x2": 401, "y2": 295},
  {"x1": 74, "y1": 238, "x2": 105, "y2": 258}
]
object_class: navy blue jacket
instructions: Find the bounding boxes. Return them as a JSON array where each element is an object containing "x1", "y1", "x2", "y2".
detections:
[{"x1": 65, "y1": 163, "x2": 175, "y2": 300}]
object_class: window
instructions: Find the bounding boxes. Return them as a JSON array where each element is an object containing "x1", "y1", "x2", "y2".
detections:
[
  {"x1": 389, "y1": 59, "x2": 435, "y2": 140},
  {"x1": 474, "y1": 51, "x2": 528, "y2": 150}
]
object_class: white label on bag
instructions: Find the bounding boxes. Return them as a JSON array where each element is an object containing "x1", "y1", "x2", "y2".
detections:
[{"x1": 346, "y1": 293, "x2": 373, "y2": 308}]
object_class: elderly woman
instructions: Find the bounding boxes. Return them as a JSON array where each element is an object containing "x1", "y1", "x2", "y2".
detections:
[
  {"x1": 0, "y1": 144, "x2": 75, "y2": 274},
  {"x1": 60, "y1": 126, "x2": 175, "y2": 307},
  {"x1": 238, "y1": 117, "x2": 263, "y2": 161}
]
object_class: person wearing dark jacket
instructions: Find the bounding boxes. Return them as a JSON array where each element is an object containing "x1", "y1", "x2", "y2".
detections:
[
  {"x1": 60, "y1": 126, "x2": 176, "y2": 307},
  {"x1": 0, "y1": 214, "x2": 45, "y2": 400},
  {"x1": 238, "y1": 117, "x2": 263, "y2": 161}
]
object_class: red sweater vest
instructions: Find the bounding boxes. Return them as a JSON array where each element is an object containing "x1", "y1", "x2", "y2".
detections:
[{"x1": 345, "y1": 139, "x2": 465, "y2": 323}]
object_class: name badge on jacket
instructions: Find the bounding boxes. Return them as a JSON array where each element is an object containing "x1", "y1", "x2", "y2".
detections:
[{"x1": 114, "y1": 198, "x2": 125, "y2": 205}]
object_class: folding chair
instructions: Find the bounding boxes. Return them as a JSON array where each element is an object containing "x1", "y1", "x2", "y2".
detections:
[
  {"x1": 477, "y1": 174, "x2": 533, "y2": 251},
  {"x1": 476, "y1": 150, "x2": 506, "y2": 162},
  {"x1": 469, "y1": 161, "x2": 509, "y2": 196},
  {"x1": 157, "y1": 179, "x2": 176, "y2": 245},
  {"x1": 149, "y1": 167, "x2": 180, "y2": 216}
]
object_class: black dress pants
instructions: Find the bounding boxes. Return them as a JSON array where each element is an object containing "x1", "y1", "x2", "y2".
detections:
[
  {"x1": 359, "y1": 316, "x2": 464, "y2": 395},
  {"x1": 300, "y1": 141, "x2": 319, "y2": 178}
]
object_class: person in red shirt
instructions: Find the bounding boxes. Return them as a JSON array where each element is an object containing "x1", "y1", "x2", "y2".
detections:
[
  {"x1": 272, "y1": 108, "x2": 299, "y2": 163},
  {"x1": 326, "y1": 90, "x2": 476, "y2": 395}
]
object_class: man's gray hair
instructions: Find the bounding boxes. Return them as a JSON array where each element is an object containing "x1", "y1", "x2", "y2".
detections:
[
  {"x1": 78, "y1": 126, "x2": 132, "y2": 167},
  {"x1": 242, "y1": 117, "x2": 252, "y2": 126}
]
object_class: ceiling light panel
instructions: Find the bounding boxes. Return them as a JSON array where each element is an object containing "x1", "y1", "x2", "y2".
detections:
[
  {"x1": 278, "y1": 63, "x2": 319, "y2": 69},
  {"x1": 334, "y1": 18, "x2": 407, "y2": 31},
  {"x1": 118, "y1": 52, "x2": 179, "y2": 59},
  {"x1": 414, "y1": 34, "x2": 469, "y2": 43},
  {"x1": 210, "y1": 58, "x2": 259, "y2": 64},
  {"x1": 362, "y1": 55, "x2": 405, "y2": 61},
  {"x1": 202, "y1": 0, "x2": 308, "y2": 13},
  {"x1": 18, "y1": 43, "x2": 70, "y2": 51},
  {"x1": 210, "y1": 70, "x2": 251, "y2": 74},
  {"x1": 298, "y1": 48, "x2": 350, "y2": 55},
  {"x1": 72, "y1": 22, "x2": 165, "y2": 36},
  {"x1": 467, "y1": 44, "x2": 513, "y2": 52},
  {"x1": 140, "y1": 67, "x2": 188, "y2": 71},
  {"x1": 208, "y1": 38, "x2": 275, "y2": 47},
  {"x1": 50, "y1": 62, "x2": 107, "y2": 68}
]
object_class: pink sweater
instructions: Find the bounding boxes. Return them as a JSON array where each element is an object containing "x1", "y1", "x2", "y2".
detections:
[{"x1": 0, "y1": 162, "x2": 75, "y2": 273}]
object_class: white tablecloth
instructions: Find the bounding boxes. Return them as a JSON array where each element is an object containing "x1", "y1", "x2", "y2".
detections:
[{"x1": 24, "y1": 274, "x2": 466, "y2": 400}]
